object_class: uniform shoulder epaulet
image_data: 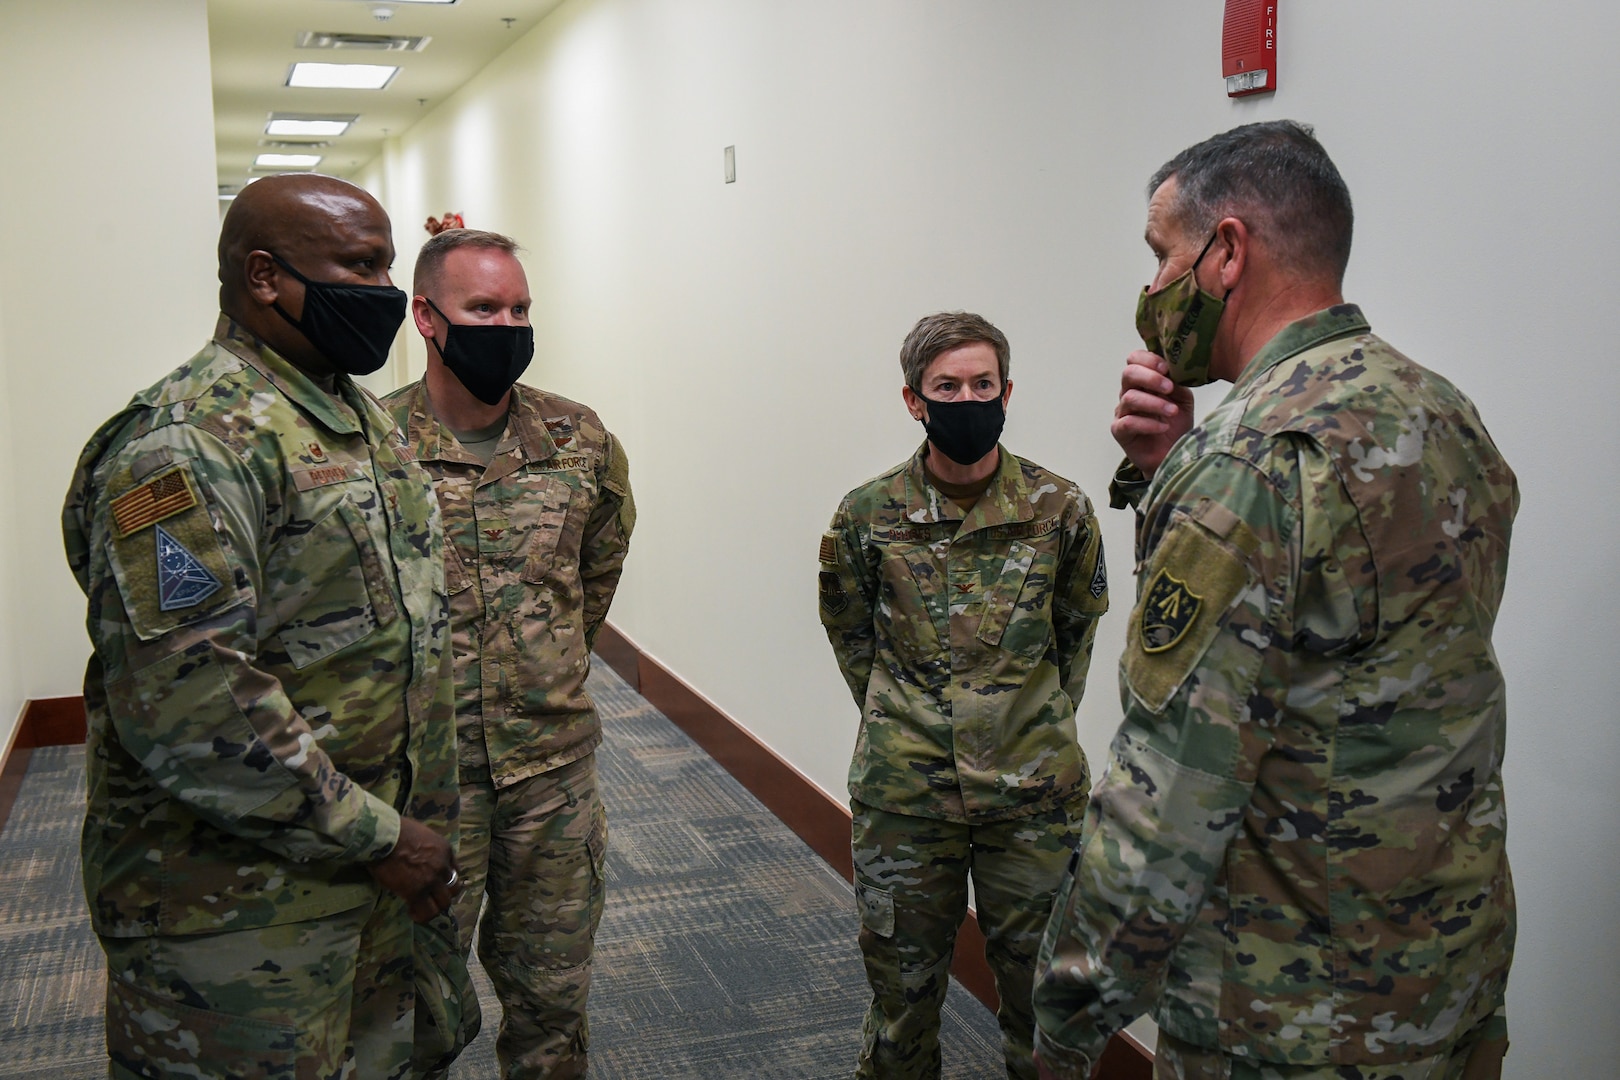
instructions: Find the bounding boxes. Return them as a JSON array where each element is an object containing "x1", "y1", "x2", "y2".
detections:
[{"x1": 128, "y1": 340, "x2": 247, "y2": 413}]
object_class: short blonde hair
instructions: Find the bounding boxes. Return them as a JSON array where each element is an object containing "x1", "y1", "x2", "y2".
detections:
[{"x1": 414, "y1": 228, "x2": 522, "y2": 296}]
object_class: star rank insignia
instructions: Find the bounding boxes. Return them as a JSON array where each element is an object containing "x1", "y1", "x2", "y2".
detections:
[{"x1": 1141, "y1": 568, "x2": 1201, "y2": 652}]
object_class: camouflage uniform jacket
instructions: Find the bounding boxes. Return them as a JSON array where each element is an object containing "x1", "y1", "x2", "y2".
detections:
[
  {"x1": 382, "y1": 380, "x2": 634, "y2": 787},
  {"x1": 61, "y1": 316, "x2": 457, "y2": 938},
  {"x1": 820, "y1": 444, "x2": 1109, "y2": 823},
  {"x1": 1033, "y1": 305, "x2": 1517, "y2": 1073}
]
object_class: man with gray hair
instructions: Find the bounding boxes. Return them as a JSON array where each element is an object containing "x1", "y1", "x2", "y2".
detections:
[
  {"x1": 385, "y1": 228, "x2": 635, "y2": 1079},
  {"x1": 1032, "y1": 121, "x2": 1516, "y2": 1079},
  {"x1": 819, "y1": 311, "x2": 1108, "y2": 1079}
]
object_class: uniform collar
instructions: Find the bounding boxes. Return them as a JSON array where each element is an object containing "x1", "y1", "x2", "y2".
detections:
[
  {"x1": 400, "y1": 380, "x2": 560, "y2": 483},
  {"x1": 902, "y1": 441, "x2": 1033, "y2": 534},
  {"x1": 213, "y1": 314, "x2": 364, "y2": 436},
  {"x1": 1229, "y1": 303, "x2": 1371, "y2": 398}
]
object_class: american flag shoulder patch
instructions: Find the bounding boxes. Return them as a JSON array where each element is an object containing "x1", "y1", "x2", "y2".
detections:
[
  {"x1": 110, "y1": 467, "x2": 198, "y2": 539},
  {"x1": 819, "y1": 533, "x2": 838, "y2": 564}
]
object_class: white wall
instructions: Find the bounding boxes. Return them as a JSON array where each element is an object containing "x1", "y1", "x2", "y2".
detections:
[
  {"x1": 0, "y1": 0, "x2": 220, "y2": 750},
  {"x1": 362, "y1": 1, "x2": 1617, "y2": 1072}
]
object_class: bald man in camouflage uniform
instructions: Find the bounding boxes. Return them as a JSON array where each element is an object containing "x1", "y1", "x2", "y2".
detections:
[
  {"x1": 820, "y1": 312, "x2": 1108, "y2": 1080},
  {"x1": 62, "y1": 174, "x2": 460, "y2": 1080},
  {"x1": 1032, "y1": 121, "x2": 1516, "y2": 1080},
  {"x1": 385, "y1": 228, "x2": 634, "y2": 1080}
]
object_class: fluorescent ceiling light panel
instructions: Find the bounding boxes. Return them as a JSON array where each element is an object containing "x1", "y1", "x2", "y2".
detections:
[
  {"x1": 266, "y1": 118, "x2": 354, "y2": 137},
  {"x1": 255, "y1": 153, "x2": 323, "y2": 168},
  {"x1": 286, "y1": 63, "x2": 398, "y2": 90}
]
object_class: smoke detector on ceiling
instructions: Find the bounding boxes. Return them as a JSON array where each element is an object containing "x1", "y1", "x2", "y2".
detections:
[{"x1": 372, "y1": 6, "x2": 393, "y2": 20}]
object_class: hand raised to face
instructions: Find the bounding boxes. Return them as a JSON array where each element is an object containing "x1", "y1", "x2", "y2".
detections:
[{"x1": 1111, "y1": 349, "x2": 1194, "y2": 481}]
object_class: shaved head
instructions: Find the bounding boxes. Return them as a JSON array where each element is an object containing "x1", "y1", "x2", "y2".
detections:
[
  {"x1": 219, "y1": 174, "x2": 388, "y2": 311},
  {"x1": 215, "y1": 173, "x2": 397, "y2": 375}
]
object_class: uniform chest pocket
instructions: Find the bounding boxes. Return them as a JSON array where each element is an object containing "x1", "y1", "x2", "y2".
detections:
[
  {"x1": 443, "y1": 540, "x2": 475, "y2": 595},
  {"x1": 977, "y1": 540, "x2": 1057, "y2": 660},
  {"x1": 266, "y1": 494, "x2": 399, "y2": 670},
  {"x1": 515, "y1": 473, "x2": 579, "y2": 585},
  {"x1": 876, "y1": 543, "x2": 948, "y2": 657}
]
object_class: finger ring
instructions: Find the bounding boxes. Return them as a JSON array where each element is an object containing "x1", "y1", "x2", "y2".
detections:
[{"x1": 446, "y1": 868, "x2": 459, "y2": 887}]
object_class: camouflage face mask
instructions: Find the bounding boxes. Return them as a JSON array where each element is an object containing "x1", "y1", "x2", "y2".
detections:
[{"x1": 1135, "y1": 233, "x2": 1226, "y2": 388}]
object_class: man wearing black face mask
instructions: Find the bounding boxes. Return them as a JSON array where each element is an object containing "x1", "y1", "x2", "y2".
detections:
[
  {"x1": 817, "y1": 311, "x2": 1109, "y2": 1080},
  {"x1": 383, "y1": 229, "x2": 635, "y2": 1080},
  {"x1": 61, "y1": 174, "x2": 461, "y2": 1078}
]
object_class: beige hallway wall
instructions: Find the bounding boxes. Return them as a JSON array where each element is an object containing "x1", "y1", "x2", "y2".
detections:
[
  {"x1": 0, "y1": 0, "x2": 220, "y2": 746},
  {"x1": 358, "y1": 2, "x2": 1620, "y2": 1074}
]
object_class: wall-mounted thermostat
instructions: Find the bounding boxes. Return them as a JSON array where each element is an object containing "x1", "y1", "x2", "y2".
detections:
[{"x1": 1223, "y1": 0, "x2": 1278, "y2": 97}]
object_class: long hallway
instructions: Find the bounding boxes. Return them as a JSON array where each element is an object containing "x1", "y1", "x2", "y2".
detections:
[{"x1": 0, "y1": 663, "x2": 1003, "y2": 1079}]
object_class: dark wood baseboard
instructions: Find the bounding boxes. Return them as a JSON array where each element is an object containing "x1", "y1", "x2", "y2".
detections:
[
  {"x1": 593, "y1": 623, "x2": 1153, "y2": 1079},
  {"x1": 0, "y1": 696, "x2": 88, "y2": 834}
]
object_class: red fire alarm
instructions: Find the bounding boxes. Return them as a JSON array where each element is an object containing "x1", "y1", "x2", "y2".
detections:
[{"x1": 1223, "y1": 0, "x2": 1278, "y2": 97}]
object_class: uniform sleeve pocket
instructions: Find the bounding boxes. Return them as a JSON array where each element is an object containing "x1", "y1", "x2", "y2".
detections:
[
  {"x1": 103, "y1": 462, "x2": 245, "y2": 642},
  {"x1": 1122, "y1": 510, "x2": 1256, "y2": 713}
]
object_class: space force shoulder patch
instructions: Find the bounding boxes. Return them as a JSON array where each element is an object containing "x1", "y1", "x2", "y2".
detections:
[{"x1": 105, "y1": 462, "x2": 239, "y2": 640}]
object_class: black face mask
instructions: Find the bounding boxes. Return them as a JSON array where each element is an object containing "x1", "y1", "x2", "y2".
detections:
[
  {"x1": 269, "y1": 254, "x2": 407, "y2": 376},
  {"x1": 918, "y1": 394, "x2": 1005, "y2": 466},
  {"x1": 424, "y1": 299, "x2": 535, "y2": 406}
]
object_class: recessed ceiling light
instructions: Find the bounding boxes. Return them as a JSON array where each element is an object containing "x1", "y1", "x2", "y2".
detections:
[
  {"x1": 255, "y1": 153, "x2": 323, "y2": 169},
  {"x1": 286, "y1": 63, "x2": 398, "y2": 90},
  {"x1": 266, "y1": 114, "x2": 357, "y2": 137}
]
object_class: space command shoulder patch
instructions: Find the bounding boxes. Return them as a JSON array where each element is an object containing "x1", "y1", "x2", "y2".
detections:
[{"x1": 105, "y1": 462, "x2": 239, "y2": 640}]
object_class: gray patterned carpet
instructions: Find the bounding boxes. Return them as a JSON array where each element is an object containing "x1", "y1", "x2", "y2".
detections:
[{"x1": 0, "y1": 662, "x2": 1003, "y2": 1078}]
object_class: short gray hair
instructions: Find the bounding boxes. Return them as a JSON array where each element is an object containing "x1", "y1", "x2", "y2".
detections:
[
  {"x1": 414, "y1": 228, "x2": 522, "y2": 296},
  {"x1": 1149, "y1": 120, "x2": 1353, "y2": 285},
  {"x1": 899, "y1": 312, "x2": 1010, "y2": 393}
]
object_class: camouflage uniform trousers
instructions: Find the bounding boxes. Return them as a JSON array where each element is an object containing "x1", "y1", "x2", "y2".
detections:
[
  {"x1": 435, "y1": 751, "x2": 607, "y2": 1080},
  {"x1": 851, "y1": 796, "x2": 1087, "y2": 1080},
  {"x1": 100, "y1": 890, "x2": 413, "y2": 1080},
  {"x1": 1153, "y1": 1011, "x2": 1509, "y2": 1080}
]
